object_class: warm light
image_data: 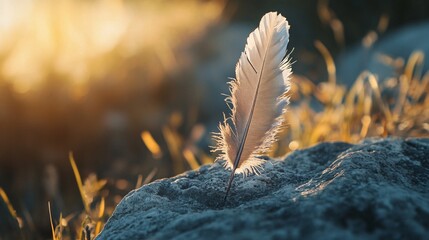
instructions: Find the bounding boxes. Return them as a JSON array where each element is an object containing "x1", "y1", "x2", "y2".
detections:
[
  {"x1": 115, "y1": 179, "x2": 129, "y2": 191},
  {"x1": 0, "y1": 0, "x2": 223, "y2": 93},
  {"x1": 289, "y1": 140, "x2": 300, "y2": 151},
  {"x1": 360, "y1": 115, "x2": 371, "y2": 137},
  {"x1": 183, "y1": 149, "x2": 200, "y2": 170},
  {"x1": 141, "y1": 131, "x2": 162, "y2": 159}
]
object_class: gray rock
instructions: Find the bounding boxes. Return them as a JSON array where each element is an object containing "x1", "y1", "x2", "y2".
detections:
[
  {"x1": 97, "y1": 138, "x2": 429, "y2": 240},
  {"x1": 194, "y1": 23, "x2": 252, "y2": 121},
  {"x1": 337, "y1": 22, "x2": 429, "y2": 86}
]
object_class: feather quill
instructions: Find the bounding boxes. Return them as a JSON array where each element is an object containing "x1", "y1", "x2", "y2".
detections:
[{"x1": 213, "y1": 12, "x2": 292, "y2": 202}]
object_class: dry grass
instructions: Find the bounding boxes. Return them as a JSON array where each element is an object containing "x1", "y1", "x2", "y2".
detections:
[
  {"x1": 274, "y1": 48, "x2": 429, "y2": 156},
  {"x1": 3, "y1": 44, "x2": 428, "y2": 240},
  {"x1": 44, "y1": 128, "x2": 208, "y2": 239},
  {"x1": 0, "y1": 1, "x2": 428, "y2": 239},
  {"x1": 44, "y1": 48, "x2": 429, "y2": 238},
  {"x1": 46, "y1": 154, "x2": 108, "y2": 239},
  {"x1": 0, "y1": 0, "x2": 223, "y2": 239}
]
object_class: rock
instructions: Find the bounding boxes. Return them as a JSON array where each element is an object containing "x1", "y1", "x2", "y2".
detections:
[
  {"x1": 337, "y1": 22, "x2": 429, "y2": 86},
  {"x1": 97, "y1": 138, "x2": 429, "y2": 239},
  {"x1": 329, "y1": 0, "x2": 429, "y2": 43}
]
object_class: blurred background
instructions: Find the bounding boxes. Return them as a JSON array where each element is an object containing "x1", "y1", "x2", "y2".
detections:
[{"x1": 1, "y1": 0, "x2": 428, "y2": 239}]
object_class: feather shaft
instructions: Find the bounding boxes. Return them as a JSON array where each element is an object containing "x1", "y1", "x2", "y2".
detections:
[{"x1": 224, "y1": 47, "x2": 270, "y2": 201}]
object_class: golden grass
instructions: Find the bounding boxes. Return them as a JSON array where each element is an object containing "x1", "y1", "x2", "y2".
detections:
[
  {"x1": 273, "y1": 50, "x2": 429, "y2": 157},
  {"x1": 94, "y1": 198, "x2": 105, "y2": 236},
  {"x1": 48, "y1": 202, "x2": 57, "y2": 240},
  {"x1": 141, "y1": 131, "x2": 162, "y2": 159},
  {"x1": 0, "y1": 1, "x2": 428, "y2": 239},
  {"x1": 0, "y1": 1, "x2": 224, "y2": 237},
  {"x1": 0, "y1": 187, "x2": 18, "y2": 220},
  {"x1": 44, "y1": 48, "x2": 426, "y2": 239},
  {"x1": 7, "y1": 49, "x2": 428, "y2": 239},
  {"x1": 183, "y1": 149, "x2": 201, "y2": 170},
  {"x1": 69, "y1": 152, "x2": 90, "y2": 214},
  {"x1": 43, "y1": 154, "x2": 109, "y2": 239}
]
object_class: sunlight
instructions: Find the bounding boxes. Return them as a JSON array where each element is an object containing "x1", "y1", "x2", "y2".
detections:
[
  {"x1": 0, "y1": 0, "x2": 223, "y2": 93},
  {"x1": 141, "y1": 131, "x2": 162, "y2": 159}
]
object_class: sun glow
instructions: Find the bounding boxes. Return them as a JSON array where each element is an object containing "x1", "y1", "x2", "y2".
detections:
[{"x1": 0, "y1": 0, "x2": 223, "y2": 93}]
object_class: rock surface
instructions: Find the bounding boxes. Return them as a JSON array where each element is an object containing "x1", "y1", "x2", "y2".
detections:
[{"x1": 97, "y1": 138, "x2": 429, "y2": 240}]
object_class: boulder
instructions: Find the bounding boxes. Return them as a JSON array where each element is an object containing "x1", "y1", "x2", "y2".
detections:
[
  {"x1": 97, "y1": 138, "x2": 429, "y2": 239},
  {"x1": 337, "y1": 22, "x2": 429, "y2": 86}
]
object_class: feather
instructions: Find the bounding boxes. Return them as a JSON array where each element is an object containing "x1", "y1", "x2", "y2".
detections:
[{"x1": 212, "y1": 12, "x2": 292, "y2": 202}]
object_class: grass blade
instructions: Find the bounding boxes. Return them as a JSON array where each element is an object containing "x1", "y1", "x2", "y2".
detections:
[
  {"x1": 183, "y1": 149, "x2": 200, "y2": 170},
  {"x1": 48, "y1": 201, "x2": 57, "y2": 240},
  {"x1": 0, "y1": 187, "x2": 17, "y2": 219},
  {"x1": 141, "y1": 131, "x2": 162, "y2": 159},
  {"x1": 69, "y1": 152, "x2": 90, "y2": 213},
  {"x1": 95, "y1": 197, "x2": 105, "y2": 235}
]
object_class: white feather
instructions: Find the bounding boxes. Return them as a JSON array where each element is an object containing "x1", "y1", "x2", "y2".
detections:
[{"x1": 213, "y1": 12, "x2": 292, "y2": 177}]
